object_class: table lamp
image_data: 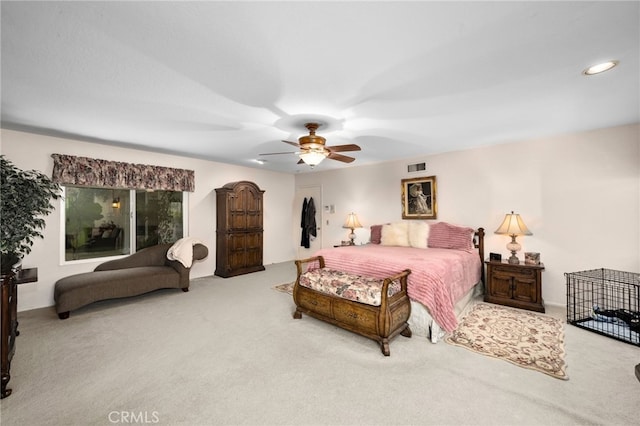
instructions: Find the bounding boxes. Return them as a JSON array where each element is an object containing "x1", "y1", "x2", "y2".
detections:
[
  {"x1": 494, "y1": 211, "x2": 532, "y2": 264},
  {"x1": 343, "y1": 212, "x2": 363, "y2": 245}
]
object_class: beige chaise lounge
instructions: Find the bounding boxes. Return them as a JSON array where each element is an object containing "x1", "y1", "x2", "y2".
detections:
[{"x1": 54, "y1": 243, "x2": 208, "y2": 319}]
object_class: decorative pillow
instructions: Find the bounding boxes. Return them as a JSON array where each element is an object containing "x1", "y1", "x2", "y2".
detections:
[
  {"x1": 380, "y1": 222, "x2": 410, "y2": 247},
  {"x1": 370, "y1": 225, "x2": 383, "y2": 244},
  {"x1": 408, "y1": 221, "x2": 430, "y2": 249},
  {"x1": 427, "y1": 222, "x2": 475, "y2": 251}
]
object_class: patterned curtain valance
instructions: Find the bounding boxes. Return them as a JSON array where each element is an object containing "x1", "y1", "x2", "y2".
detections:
[{"x1": 51, "y1": 154, "x2": 195, "y2": 192}]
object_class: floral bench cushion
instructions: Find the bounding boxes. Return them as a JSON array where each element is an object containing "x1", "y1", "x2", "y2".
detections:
[{"x1": 299, "y1": 268, "x2": 401, "y2": 306}]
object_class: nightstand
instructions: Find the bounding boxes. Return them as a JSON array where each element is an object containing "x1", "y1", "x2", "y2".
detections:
[
  {"x1": 484, "y1": 260, "x2": 545, "y2": 312},
  {"x1": 333, "y1": 242, "x2": 353, "y2": 247}
]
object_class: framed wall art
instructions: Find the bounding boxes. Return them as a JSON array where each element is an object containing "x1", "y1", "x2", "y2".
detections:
[{"x1": 401, "y1": 176, "x2": 437, "y2": 219}]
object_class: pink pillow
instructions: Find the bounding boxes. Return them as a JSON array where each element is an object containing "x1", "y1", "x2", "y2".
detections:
[
  {"x1": 370, "y1": 225, "x2": 383, "y2": 244},
  {"x1": 427, "y1": 222, "x2": 475, "y2": 251}
]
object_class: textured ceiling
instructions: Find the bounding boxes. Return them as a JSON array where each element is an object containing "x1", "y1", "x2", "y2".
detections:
[{"x1": 1, "y1": 1, "x2": 638, "y2": 173}]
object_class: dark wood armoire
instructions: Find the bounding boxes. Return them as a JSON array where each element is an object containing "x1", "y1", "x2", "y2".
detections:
[{"x1": 214, "y1": 181, "x2": 265, "y2": 278}]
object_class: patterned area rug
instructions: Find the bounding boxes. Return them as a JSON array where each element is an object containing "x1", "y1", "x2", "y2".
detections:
[
  {"x1": 445, "y1": 303, "x2": 568, "y2": 380},
  {"x1": 273, "y1": 282, "x2": 294, "y2": 295}
]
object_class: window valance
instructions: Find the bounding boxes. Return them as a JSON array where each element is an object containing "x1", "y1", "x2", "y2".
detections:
[{"x1": 51, "y1": 154, "x2": 195, "y2": 192}]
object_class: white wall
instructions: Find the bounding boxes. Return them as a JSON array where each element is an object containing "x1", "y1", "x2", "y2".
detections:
[
  {"x1": 1, "y1": 129, "x2": 296, "y2": 311},
  {"x1": 3, "y1": 124, "x2": 638, "y2": 311},
  {"x1": 295, "y1": 124, "x2": 640, "y2": 307}
]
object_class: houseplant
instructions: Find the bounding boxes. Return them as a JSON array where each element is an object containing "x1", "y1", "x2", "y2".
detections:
[{"x1": 1, "y1": 155, "x2": 61, "y2": 275}]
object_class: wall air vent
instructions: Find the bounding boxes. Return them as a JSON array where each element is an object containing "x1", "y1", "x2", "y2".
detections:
[{"x1": 407, "y1": 162, "x2": 426, "y2": 173}]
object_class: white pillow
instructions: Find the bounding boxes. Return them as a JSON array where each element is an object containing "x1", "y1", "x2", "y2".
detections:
[
  {"x1": 408, "y1": 221, "x2": 430, "y2": 249},
  {"x1": 380, "y1": 222, "x2": 410, "y2": 247}
]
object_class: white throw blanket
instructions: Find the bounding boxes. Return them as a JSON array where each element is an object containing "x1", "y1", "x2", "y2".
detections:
[{"x1": 166, "y1": 237, "x2": 203, "y2": 268}]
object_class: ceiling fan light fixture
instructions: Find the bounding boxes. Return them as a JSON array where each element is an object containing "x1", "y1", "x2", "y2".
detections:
[
  {"x1": 299, "y1": 150, "x2": 328, "y2": 167},
  {"x1": 298, "y1": 123, "x2": 327, "y2": 147},
  {"x1": 266, "y1": 120, "x2": 359, "y2": 166}
]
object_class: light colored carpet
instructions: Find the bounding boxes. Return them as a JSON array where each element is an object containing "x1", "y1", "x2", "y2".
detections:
[
  {"x1": 1, "y1": 261, "x2": 638, "y2": 426},
  {"x1": 446, "y1": 303, "x2": 568, "y2": 380}
]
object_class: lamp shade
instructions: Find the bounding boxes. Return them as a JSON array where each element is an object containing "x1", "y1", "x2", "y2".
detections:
[
  {"x1": 299, "y1": 150, "x2": 328, "y2": 167},
  {"x1": 343, "y1": 212, "x2": 362, "y2": 229},
  {"x1": 495, "y1": 211, "x2": 532, "y2": 236}
]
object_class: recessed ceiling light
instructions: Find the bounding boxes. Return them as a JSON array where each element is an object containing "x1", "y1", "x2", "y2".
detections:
[
  {"x1": 253, "y1": 159, "x2": 266, "y2": 165},
  {"x1": 582, "y1": 60, "x2": 619, "y2": 76}
]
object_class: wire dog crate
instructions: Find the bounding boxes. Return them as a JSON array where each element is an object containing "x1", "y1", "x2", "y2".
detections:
[{"x1": 566, "y1": 268, "x2": 640, "y2": 346}]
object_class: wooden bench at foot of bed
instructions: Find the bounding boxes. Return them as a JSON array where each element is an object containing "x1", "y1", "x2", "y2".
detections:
[{"x1": 293, "y1": 255, "x2": 412, "y2": 356}]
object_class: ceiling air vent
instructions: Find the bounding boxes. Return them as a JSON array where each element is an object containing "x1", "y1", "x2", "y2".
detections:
[{"x1": 407, "y1": 162, "x2": 426, "y2": 173}]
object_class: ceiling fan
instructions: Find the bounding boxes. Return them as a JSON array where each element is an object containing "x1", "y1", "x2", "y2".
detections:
[{"x1": 260, "y1": 122, "x2": 361, "y2": 167}]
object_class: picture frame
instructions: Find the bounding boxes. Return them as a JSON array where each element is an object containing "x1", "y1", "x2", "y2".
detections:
[
  {"x1": 401, "y1": 176, "x2": 437, "y2": 219},
  {"x1": 525, "y1": 252, "x2": 541, "y2": 265}
]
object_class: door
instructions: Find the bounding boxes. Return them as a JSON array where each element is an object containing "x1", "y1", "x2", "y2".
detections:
[
  {"x1": 512, "y1": 273, "x2": 538, "y2": 304},
  {"x1": 295, "y1": 185, "x2": 322, "y2": 259},
  {"x1": 489, "y1": 268, "x2": 514, "y2": 300}
]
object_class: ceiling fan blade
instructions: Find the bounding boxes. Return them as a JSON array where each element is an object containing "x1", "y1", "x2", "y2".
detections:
[
  {"x1": 327, "y1": 152, "x2": 355, "y2": 163},
  {"x1": 258, "y1": 152, "x2": 297, "y2": 156},
  {"x1": 282, "y1": 140, "x2": 301, "y2": 148},
  {"x1": 326, "y1": 144, "x2": 361, "y2": 153}
]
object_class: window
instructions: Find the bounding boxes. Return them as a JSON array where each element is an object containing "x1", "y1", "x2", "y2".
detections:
[
  {"x1": 135, "y1": 190, "x2": 184, "y2": 251},
  {"x1": 52, "y1": 153, "x2": 193, "y2": 262},
  {"x1": 63, "y1": 186, "x2": 185, "y2": 261}
]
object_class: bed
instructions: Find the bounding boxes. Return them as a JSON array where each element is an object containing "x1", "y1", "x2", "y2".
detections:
[{"x1": 310, "y1": 222, "x2": 485, "y2": 343}]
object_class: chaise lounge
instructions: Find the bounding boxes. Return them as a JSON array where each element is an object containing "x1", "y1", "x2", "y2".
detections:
[{"x1": 54, "y1": 242, "x2": 208, "y2": 319}]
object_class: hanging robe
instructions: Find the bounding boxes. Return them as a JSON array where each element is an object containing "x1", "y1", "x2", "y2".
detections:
[
  {"x1": 300, "y1": 197, "x2": 309, "y2": 248},
  {"x1": 306, "y1": 197, "x2": 317, "y2": 242},
  {"x1": 300, "y1": 197, "x2": 317, "y2": 249}
]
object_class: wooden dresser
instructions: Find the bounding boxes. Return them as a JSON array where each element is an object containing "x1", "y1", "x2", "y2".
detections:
[
  {"x1": 214, "y1": 181, "x2": 265, "y2": 278},
  {"x1": 2, "y1": 267, "x2": 37, "y2": 398}
]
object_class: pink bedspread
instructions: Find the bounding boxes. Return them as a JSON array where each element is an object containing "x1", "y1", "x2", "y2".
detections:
[{"x1": 310, "y1": 245, "x2": 481, "y2": 332}]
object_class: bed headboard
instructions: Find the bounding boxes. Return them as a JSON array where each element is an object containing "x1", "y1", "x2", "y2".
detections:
[{"x1": 474, "y1": 227, "x2": 485, "y2": 284}]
